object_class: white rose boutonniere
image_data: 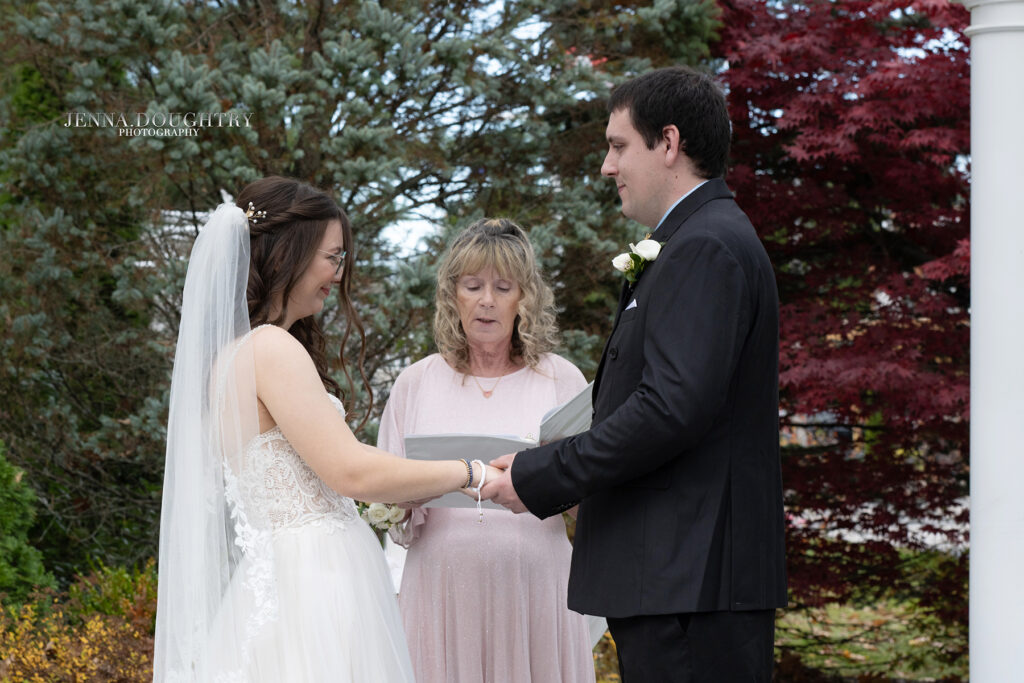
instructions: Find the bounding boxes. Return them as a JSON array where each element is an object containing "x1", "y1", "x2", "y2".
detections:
[
  {"x1": 612, "y1": 235, "x2": 664, "y2": 284},
  {"x1": 632, "y1": 239, "x2": 661, "y2": 261},
  {"x1": 611, "y1": 252, "x2": 633, "y2": 273}
]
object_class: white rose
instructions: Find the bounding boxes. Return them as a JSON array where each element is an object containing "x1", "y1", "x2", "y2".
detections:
[
  {"x1": 631, "y1": 239, "x2": 661, "y2": 261},
  {"x1": 387, "y1": 505, "x2": 406, "y2": 524},
  {"x1": 611, "y1": 253, "x2": 632, "y2": 272},
  {"x1": 366, "y1": 503, "x2": 391, "y2": 525}
]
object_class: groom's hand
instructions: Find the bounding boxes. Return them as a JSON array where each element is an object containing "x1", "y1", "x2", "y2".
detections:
[{"x1": 480, "y1": 453, "x2": 527, "y2": 513}]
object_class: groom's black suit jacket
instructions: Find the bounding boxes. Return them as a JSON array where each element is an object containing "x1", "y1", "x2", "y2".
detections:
[{"x1": 512, "y1": 179, "x2": 787, "y2": 617}]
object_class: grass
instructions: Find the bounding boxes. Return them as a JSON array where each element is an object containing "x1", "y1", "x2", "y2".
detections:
[
  {"x1": 591, "y1": 601, "x2": 966, "y2": 682},
  {"x1": 776, "y1": 601, "x2": 966, "y2": 681}
]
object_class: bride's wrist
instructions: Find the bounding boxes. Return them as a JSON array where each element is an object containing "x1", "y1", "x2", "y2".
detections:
[{"x1": 458, "y1": 458, "x2": 477, "y2": 489}]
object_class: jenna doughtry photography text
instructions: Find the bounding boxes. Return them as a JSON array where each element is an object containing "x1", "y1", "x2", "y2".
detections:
[{"x1": 63, "y1": 111, "x2": 253, "y2": 137}]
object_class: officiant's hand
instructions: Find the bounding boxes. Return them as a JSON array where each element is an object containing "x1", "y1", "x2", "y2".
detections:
[{"x1": 480, "y1": 453, "x2": 527, "y2": 513}]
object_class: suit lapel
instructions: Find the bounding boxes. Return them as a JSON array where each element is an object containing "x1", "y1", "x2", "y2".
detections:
[
  {"x1": 615, "y1": 279, "x2": 633, "y2": 315},
  {"x1": 592, "y1": 280, "x2": 632, "y2": 403}
]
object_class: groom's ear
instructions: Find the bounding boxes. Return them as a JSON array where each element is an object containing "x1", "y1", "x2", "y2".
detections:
[{"x1": 661, "y1": 125, "x2": 681, "y2": 166}]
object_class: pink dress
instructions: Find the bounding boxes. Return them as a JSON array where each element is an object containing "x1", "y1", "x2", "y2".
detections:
[{"x1": 379, "y1": 353, "x2": 596, "y2": 683}]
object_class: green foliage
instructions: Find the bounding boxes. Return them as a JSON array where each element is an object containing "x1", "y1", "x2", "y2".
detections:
[
  {"x1": 66, "y1": 561, "x2": 158, "y2": 627},
  {"x1": 0, "y1": 441, "x2": 55, "y2": 604}
]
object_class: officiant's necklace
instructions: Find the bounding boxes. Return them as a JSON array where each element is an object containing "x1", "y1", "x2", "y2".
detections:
[
  {"x1": 471, "y1": 373, "x2": 503, "y2": 398},
  {"x1": 470, "y1": 360, "x2": 514, "y2": 398}
]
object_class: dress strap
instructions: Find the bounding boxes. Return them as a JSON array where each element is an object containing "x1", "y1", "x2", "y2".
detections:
[{"x1": 241, "y1": 323, "x2": 277, "y2": 343}]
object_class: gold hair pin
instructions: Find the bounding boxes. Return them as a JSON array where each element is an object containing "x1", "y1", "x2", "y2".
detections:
[{"x1": 245, "y1": 202, "x2": 267, "y2": 224}]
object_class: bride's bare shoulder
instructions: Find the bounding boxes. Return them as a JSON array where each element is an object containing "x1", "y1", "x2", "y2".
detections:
[{"x1": 249, "y1": 326, "x2": 316, "y2": 374}]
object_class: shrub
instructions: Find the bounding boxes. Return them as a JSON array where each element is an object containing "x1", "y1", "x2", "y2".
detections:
[
  {"x1": 0, "y1": 562, "x2": 156, "y2": 682},
  {"x1": 0, "y1": 441, "x2": 54, "y2": 604}
]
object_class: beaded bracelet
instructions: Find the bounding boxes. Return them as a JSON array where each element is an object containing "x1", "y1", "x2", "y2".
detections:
[{"x1": 460, "y1": 458, "x2": 474, "y2": 488}]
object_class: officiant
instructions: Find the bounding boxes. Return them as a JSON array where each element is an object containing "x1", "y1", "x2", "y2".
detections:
[{"x1": 378, "y1": 218, "x2": 596, "y2": 683}]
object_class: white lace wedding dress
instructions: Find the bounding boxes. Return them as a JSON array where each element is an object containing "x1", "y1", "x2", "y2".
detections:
[{"x1": 198, "y1": 392, "x2": 415, "y2": 682}]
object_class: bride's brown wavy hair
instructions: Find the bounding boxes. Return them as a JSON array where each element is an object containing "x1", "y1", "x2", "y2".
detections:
[{"x1": 235, "y1": 176, "x2": 371, "y2": 425}]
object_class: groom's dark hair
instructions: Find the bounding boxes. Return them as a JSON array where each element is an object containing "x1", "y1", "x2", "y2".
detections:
[{"x1": 608, "y1": 66, "x2": 731, "y2": 179}]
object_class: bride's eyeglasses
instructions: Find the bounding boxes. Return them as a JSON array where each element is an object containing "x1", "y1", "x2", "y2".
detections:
[{"x1": 318, "y1": 249, "x2": 347, "y2": 276}]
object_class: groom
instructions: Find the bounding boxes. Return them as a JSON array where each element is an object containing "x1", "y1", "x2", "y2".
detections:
[{"x1": 482, "y1": 66, "x2": 787, "y2": 681}]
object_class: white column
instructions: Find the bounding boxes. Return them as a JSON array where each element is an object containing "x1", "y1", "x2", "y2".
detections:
[{"x1": 958, "y1": 0, "x2": 1024, "y2": 679}]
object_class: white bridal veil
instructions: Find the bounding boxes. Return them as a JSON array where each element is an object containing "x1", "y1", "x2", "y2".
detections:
[{"x1": 153, "y1": 203, "x2": 270, "y2": 682}]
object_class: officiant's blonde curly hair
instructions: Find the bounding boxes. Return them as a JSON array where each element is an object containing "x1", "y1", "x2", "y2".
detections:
[{"x1": 434, "y1": 218, "x2": 559, "y2": 373}]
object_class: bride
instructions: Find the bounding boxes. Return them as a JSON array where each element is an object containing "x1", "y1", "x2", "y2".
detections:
[{"x1": 153, "y1": 176, "x2": 499, "y2": 682}]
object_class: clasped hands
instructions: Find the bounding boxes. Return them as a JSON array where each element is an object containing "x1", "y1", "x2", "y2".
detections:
[
  {"x1": 396, "y1": 461, "x2": 506, "y2": 509},
  {"x1": 451, "y1": 459, "x2": 520, "y2": 512},
  {"x1": 479, "y1": 453, "x2": 527, "y2": 513},
  {"x1": 397, "y1": 458, "x2": 526, "y2": 513}
]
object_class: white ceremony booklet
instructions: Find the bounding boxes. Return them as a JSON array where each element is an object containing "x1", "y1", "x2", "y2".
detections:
[{"x1": 404, "y1": 382, "x2": 594, "y2": 509}]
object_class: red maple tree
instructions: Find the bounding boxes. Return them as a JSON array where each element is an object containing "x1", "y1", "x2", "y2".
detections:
[{"x1": 715, "y1": 0, "x2": 970, "y2": 655}]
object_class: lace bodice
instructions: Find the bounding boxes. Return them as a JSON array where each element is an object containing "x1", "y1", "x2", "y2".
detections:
[{"x1": 225, "y1": 394, "x2": 359, "y2": 539}]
